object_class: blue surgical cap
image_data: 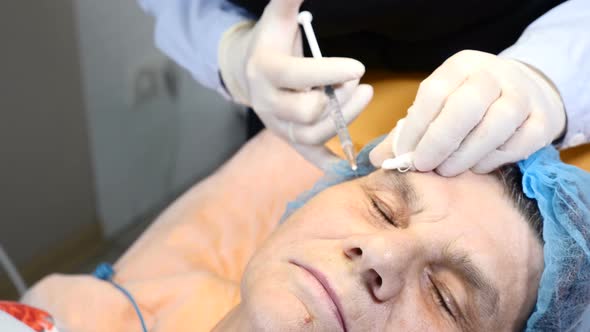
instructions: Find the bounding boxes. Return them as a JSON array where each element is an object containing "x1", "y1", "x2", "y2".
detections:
[
  {"x1": 282, "y1": 136, "x2": 590, "y2": 331},
  {"x1": 519, "y1": 147, "x2": 590, "y2": 331}
]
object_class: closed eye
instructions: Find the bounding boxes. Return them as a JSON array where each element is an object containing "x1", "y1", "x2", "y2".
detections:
[
  {"x1": 369, "y1": 195, "x2": 399, "y2": 227},
  {"x1": 428, "y1": 274, "x2": 458, "y2": 322}
]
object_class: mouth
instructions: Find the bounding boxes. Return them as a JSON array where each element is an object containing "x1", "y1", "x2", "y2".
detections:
[{"x1": 290, "y1": 260, "x2": 347, "y2": 332}]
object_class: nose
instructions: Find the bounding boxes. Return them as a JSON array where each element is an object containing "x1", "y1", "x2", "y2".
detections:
[{"x1": 344, "y1": 233, "x2": 423, "y2": 302}]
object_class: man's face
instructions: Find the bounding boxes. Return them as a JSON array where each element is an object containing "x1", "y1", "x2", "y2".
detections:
[{"x1": 241, "y1": 170, "x2": 544, "y2": 331}]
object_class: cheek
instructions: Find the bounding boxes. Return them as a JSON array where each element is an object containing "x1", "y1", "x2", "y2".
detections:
[
  {"x1": 243, "y1": 282, "x2": 314, "y2": 331},
  {"x1": 381, "y1": 292, "x2": 452, "y2": 332},
  {"x1": 241, "y1": 256, "x2": 312, "y2": 329},
  {"x1": 282, "y1": 203, "x2": 371, "y2": 239}
]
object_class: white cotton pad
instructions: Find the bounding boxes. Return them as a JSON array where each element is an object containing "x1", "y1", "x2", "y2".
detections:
[{"x1": 381, "y1": 152, "x2": 415, "y2": 172}]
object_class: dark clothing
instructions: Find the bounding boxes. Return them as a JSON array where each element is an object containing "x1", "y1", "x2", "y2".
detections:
[
  {"x1": 230, "y1": 0, "x2": 566, "y2": 71},
  {"x1": 247, "y1": 108, "x2": 266, "y2": 138}
]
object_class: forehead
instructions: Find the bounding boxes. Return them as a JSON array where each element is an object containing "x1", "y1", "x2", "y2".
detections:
[
  {"x1": 366, "y1": 169, "x2": 525, "y2": 228},
  {"x1": 368, "y1": 169, "x2": 541, "y2": 263}
]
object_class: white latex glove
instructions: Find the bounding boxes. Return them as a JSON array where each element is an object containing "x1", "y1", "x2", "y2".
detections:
[
  {"x1": 218, "y1": 0, "x2": 373, "y2": 170},
  {"x1": 370, "y1": 50, "x2": 565, "y2": 176}
]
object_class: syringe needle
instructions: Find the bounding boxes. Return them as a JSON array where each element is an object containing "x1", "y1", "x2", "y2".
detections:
[
  {"x1": 343, "y1": 143, "x2": 358, "y2": 171},
  {"x1": 325, "y1": 86, "x2": 357, "y2": 171},
  {"x1": 298, "y1": 11, "x2": 358, "y2": 171}
]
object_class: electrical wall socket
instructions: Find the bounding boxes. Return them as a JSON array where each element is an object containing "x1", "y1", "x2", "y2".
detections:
[{"x1": 127, "y1": 54, "x2": 179, "y2": 108}]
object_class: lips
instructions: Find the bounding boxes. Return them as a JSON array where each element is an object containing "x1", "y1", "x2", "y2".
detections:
[{"x1": 290, "y1": 260, "x2": 347, "y2": 332}]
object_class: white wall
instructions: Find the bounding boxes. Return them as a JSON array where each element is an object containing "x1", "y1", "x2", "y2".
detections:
[
  {"x1": 0, "y1": 1, "x2": 96, "y2": 265},
  {"x1": 74, "y1": 0, "x2": 246, "y2": 236}
]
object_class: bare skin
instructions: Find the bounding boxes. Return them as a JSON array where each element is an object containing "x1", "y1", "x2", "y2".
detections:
[{"x1": 214, "y1": 170, "x2": 544, "y2": 331}]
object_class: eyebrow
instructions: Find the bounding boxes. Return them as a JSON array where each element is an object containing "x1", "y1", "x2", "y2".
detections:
[
  {"x1": 380, "y1": 172, "x2": 422, "y2": 214},
  {"x1": 441, "y1": 244, "x2": 500, "y2": 330}
]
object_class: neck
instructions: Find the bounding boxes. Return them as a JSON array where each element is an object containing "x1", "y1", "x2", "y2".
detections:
[{"x1": 212, "y1": 305, "x2": 251, "y2": 331}]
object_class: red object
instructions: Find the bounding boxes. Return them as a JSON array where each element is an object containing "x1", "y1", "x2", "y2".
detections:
[{"x1": 0, "y1": 301, "x2": 57, "y2": 332}]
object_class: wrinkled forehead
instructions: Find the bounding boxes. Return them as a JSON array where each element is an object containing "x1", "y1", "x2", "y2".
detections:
[{"x1": 370, "y1": 169, "x2": 543, "y2": 262}]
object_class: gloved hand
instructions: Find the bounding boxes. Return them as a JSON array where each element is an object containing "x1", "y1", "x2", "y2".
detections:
[
  {"x1": 370, "y1": 50, "x2": 565, "y2": 176},
  {"x1": 218, "y1": 0, "x2": 373, "y2": 170}
]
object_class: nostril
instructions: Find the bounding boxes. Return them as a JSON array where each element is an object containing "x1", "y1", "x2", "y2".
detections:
[
  {"x1": 351, "y1": 248, "x2": 363, "y2": 256},
  {"x1": 344, "y1": 247, "x2": 363, "y2": 259},
  {"x1": 363, "y1": 269, "x2": 383, "y2": 301}
]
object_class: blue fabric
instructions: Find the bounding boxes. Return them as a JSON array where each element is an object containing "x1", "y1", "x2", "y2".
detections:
[
  {"x1": 519, "y1": 147, "x2": 590, "y2": 331},
  {"x1": 282, "y1": 137, "x2": 590, "y2": 331},
  {"x1": 138, "y1": 0, "x2": 252, "y2": 95}
]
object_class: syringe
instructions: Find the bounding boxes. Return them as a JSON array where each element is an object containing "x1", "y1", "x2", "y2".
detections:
[{"x1": 297, "y1": 11, "x2": 358, "y2": 171}]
